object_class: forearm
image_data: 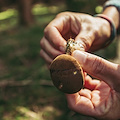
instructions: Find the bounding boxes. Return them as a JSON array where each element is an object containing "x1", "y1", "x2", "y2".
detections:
[
  {"x1": 102, "y1": 6, "x2": 120, "y2": 30},
  {"x1": 94, "y1": 2, "x2": 120, "y2": 46},
  {"x1": 102, "y1": 0, "x2": 120, "y2": 30}
]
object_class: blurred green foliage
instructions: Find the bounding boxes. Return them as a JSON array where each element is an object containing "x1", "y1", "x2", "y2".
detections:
[
  {"x1": 0, "y1": 8, "x2": 17, "y2": 20},
  {"x1": 0, "y1": 1, "x2": 118, "y2": 120},
  {"x1": 0, "y1": 2, "x2": 68, "y2": 120},
  {"x1": 66, "y1": 0, "x2": 98, "y2": 14}
]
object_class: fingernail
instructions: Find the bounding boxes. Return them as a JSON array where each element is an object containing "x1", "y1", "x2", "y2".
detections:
[{"x1": 73, "y1": 50, "x2": 87, "y2": 66}]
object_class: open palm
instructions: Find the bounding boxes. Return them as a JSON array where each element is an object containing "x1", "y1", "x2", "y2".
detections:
[
  {"x1": 66, "y1": 50, "x2": 120, "y2": 119},
  {"x1": 66, "y1": 75, "x2": 120, "y2": 119}
]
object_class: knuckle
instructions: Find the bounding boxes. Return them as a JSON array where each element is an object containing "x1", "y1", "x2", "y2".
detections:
[
  {"x1": 92, "y1": 27, "x2": 99, "y2": 36},
  {"x1": 40, "y1": 39, "x2": 45, "y2": 49},
  {"x1": 92, "y1": 56, "x2": 105, "y2": 75},
  {"x1": 44, "y1": 26, "x2": 49, "y2": 36},
  {"x1": 56, "y1": 12, "x2": 64, "y2": 17},
  {"x1": 40, "y1": 49, "x2": 44, "y2": 58},
  {"x1": 40, "y1": 39, "x2": 43, "y2": 46},
  {"x1": 80, "y1": 37, "x2": 91, "y2": 51},
  {"x1": 56, "y1": 12, "x2": 71, "y2": 17}
]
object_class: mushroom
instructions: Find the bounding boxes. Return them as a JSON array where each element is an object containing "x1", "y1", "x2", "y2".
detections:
[{"x1": 49, "y1": 38, "x2": 84, "y2": 94}]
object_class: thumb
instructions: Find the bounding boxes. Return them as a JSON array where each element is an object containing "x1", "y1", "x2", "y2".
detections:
[
  {"x1": 75, "y1": 31, "x2": 95, "y2": 51},
  {"x1": 73, "y1": 50, "x2": 120, "y2": 92}
]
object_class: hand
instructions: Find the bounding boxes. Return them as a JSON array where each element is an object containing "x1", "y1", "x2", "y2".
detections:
[
  {"x1": 40, "y1": 12, "x2": 111, "y2": 66},
  {"x1": 66, "y1": 50, "x2": 120, "y2": 120}
]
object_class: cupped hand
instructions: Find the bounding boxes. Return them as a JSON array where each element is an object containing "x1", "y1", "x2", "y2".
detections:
[
  {"x1": 40, "y1": 12, "x2": 111, "y2": 66},
  {"x1": 66, "y1": 50, "x2": 120, "y2": 120}
]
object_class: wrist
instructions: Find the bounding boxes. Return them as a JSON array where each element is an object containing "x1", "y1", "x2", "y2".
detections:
[
  {"x1": 93, "y1": 6, "x2": 119, "y2": 48},
  {"x1": 94, "y1": 14, "x2": 116, "y2": 47},
  {"x1": 102, "y1": 6, "x2": 119, "y2": 30}
]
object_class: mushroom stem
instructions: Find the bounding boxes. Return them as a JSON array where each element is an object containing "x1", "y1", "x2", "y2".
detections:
[{"x1": 66, "y1": 38, "x2": 84, "y2": 55}]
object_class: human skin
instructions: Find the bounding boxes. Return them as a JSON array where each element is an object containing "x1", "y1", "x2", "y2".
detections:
[
  {"x1": 66, "y1": 50, "x2": 120, "y2": 120},
  {"x1": 40, "y1": 6, "x2": 119, "y2": 66},
  {"x1": 40, "y1": 5, "x2": 120, "y2": 119}
]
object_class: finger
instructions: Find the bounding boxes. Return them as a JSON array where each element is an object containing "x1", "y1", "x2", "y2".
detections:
[
  {"x1": 73, "y1": 50, "x2": 120, "y2": 92},
  {"x1": 40, "y1": 37, "x2": 63, "y2": 59},
  {"x1": 40, "y1": 49, "x2": 53, "y2": 65},
  {"x1": 74, "y1": 17, "x2": 108, "y2": 52},
  {"x1": 84, "y1": 75, "x2": 100, "y2": 90},
  {"x1": 44, "y1": 19, "x2": 67, "y2": 52},
  {"x1": 66, "y1": 93, "x2": 95, "y2": 116},
  {"x1": 75, "y1": 30, "x2": 95, "y2": 51},
  {"x1": 79, "y1": 89, "x2": 92, "y2": 99}
]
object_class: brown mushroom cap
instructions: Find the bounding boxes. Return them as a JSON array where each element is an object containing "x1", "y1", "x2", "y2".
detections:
[{"x1": 50, "y1": 54, "x2": 84, "y2": 94}]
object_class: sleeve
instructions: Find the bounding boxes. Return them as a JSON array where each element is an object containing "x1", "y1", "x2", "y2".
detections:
[{"x1": 104, "y1": 0, "x2": 120, "y2": 11}]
